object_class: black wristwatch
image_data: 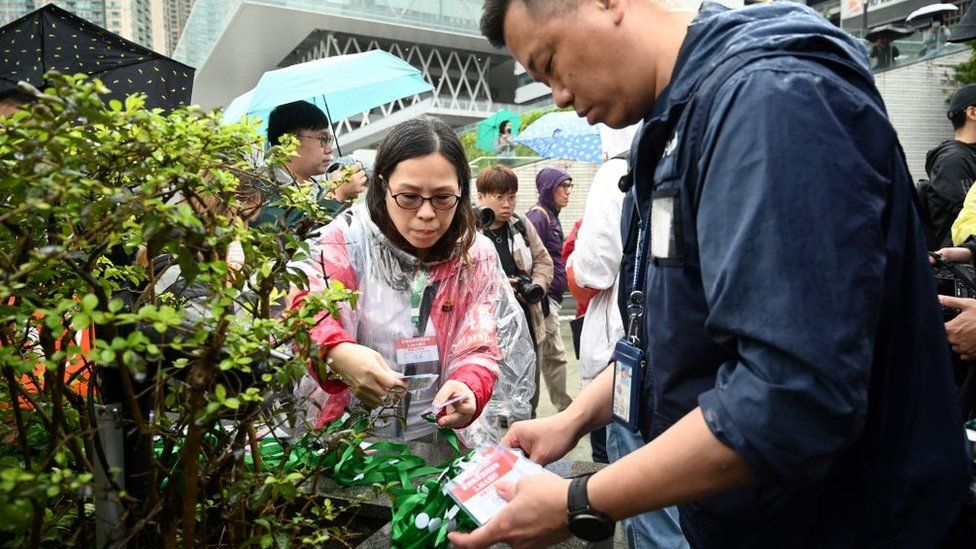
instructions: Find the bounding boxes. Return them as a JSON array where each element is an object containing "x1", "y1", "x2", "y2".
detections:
[{"x1": 567, "y1": 474, "x2": 615, "y2": 542}]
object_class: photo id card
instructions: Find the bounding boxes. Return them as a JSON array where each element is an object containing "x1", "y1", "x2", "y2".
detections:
[
  {"x1": 395, "y1": 336, "x2": 439, "y2": 365},
  {"x1": 393, "y1": 336, "x2": 440, "y2": 439},
  {"x1": 611, "y1": 339, "x2": 644, "y2": 432}
]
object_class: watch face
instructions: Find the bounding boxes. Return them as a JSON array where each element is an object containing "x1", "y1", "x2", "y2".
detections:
[{"x1": 568, "y1": 512, "x2": 614, "y2": 542}]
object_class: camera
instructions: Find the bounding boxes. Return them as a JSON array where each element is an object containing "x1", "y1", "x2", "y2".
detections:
[
  {"x1": 473, "y1": 205, "x2": 495, "y2": 229},
  {"x1": 930, "y1": 253, "x2": 976, "y2": 320},
  {"x1": 513, "y1": 273, "x2": 545, "y2": 304}
]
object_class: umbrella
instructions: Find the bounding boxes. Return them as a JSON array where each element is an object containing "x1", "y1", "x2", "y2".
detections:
[
  {"x1": 476, "y1": 109, "x2": 521, "y2": 153},
  {"x1": 516, "y1": 112, "x2": 602, "y2": 163},
  {"x1": 906, "y1": 3, "x2": 958, "y2": 25},
  {"x1": 0, "y1": 3, "x2": 194, "y2": 110},
  {"x1": 949, "y1": 4, "x2": 976, "y2": 43},
  {"x1": 516, "y1": 111, "x2": 640, "y2": 164},
  {"x1": 221, "y1": 50, "x2": 433, "y2": 140},
  {"x1": 865, "y1": 24, "x2": 915, "y2": 42}
]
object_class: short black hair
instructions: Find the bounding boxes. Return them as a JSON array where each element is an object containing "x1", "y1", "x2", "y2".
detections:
[
  {"x1": 266, "y1": 100, "x2": 330, "y2": 146},
  {"x1": 480, "y1": 0, "x2": 579, "y2": 48},
  {"x1": 951, "y1": 109, "x2": 970, "y2": 130}
]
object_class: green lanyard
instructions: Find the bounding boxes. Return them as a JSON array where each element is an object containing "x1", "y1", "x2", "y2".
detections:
[
  {"x1": 410, "y1": 268, "x2": 441, "y2": 337},
  {"x1": 249, "y1": 417, "x2": 475, "y2": 548},
  {"x1": 410, "y1": 268, "x2": 428, "y2": 329},
  {"x1": 154, "y1": 418, "x2": 475, "y2": 547}
]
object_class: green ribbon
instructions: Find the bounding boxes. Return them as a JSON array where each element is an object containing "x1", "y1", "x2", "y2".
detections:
[
  {"x1": 385, "y1": 419, "x2": 478, "y2": 549},
  {"x1": 153, "y1": 416, "x2": 478, "y2": 548}
]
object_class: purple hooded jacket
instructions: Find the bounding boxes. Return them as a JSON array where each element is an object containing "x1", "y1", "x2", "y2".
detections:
[{"x1": 525, "y1": 167, "x2": 570, "y2": 303}]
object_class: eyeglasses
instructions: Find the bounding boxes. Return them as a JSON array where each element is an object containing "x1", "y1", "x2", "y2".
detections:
[
  {"x1": 296, "y1": 133, "x2": 334, "y2": 149},
  {"x1": 558, "y1": 182, "x2": 574, "y2": 190},
  {"x1": 389, "y1": 189, "x2": 462, "y2": 211},
  {"x1": 489, "y1": 194, "x2": 517, "y2": 204}
]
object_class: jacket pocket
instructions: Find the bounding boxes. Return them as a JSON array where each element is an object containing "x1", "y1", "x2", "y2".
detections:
[{"x1": 650, "y1": 186, "x2": 685, "y2": 267}]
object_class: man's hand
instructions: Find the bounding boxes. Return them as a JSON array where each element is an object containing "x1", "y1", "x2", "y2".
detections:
[
  {"x1": 431, "y1": 379, "x2": 477, "y2": 428},
  {"x1": 448, "y1": 471, "x2": 572, "y2": 549},
  {"x1": 930, "y1": 247, "x2": 973, "y2": 264},
  {"x1": 940, "y1": 295, "x2": 976, "y2": 360},
  {"x1": 501, "y1": 413, "x2": 580, "y2": 466}
]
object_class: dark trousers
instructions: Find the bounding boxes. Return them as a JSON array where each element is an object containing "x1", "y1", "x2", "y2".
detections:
[{"x1": 590, "y1": 426, "x2": 608, "y2": 464}]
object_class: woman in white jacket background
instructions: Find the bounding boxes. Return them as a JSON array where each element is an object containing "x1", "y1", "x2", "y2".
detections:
[{"x1": 566, "y1": 151, "x2": 689, "y2": 549}]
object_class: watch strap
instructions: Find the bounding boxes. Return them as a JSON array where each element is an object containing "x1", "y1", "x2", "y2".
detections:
[{"x1": 568, "y1": 474, "x2": 593, "y2": 515}]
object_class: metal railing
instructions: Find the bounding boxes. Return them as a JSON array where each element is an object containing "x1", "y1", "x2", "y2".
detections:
[{"x1": 468, "y1": 156, "x2": 549, "y2": 175}]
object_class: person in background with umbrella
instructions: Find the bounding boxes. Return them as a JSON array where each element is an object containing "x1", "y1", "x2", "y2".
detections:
[
  {"x1": 865, "y1": 24, "x2": 913, "y2": 70},
  {"x1": 253, "y1": 100, "x2": 337, "y2": 227},
  {"x1": 496, "y1": 119, "x2": 516, "y2": 158},
  {"x1": 869, "y1": 35, "x2": 900, "y2": 69},
  {"x1": 908, "y1": 3, "x2": 958, "y2": 58}
]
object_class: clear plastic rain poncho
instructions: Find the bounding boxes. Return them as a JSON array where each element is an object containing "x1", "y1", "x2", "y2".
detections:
[{"x1": 290, "y1": 203, "x2": 535, "y2": 447}]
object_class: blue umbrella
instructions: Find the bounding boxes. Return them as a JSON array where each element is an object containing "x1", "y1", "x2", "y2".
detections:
[
  {"x1": 222, "y1": 50, "x2": 433, "y2": 141},
  {"x1": 515, "y1": 111, "x2": 604, "y2": 164}
]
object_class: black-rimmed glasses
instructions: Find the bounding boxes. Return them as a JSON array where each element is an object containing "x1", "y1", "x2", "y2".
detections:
[
  {"x1": 296, "y1": 133, "x2": 334, "y2": 148},
  {"x1": 388, "y1": 189, "x2": 462, "y2": 211}
]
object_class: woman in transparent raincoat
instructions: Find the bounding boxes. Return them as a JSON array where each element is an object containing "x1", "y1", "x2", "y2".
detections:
[{"x1": 289, "y1": 116, "x2": 535, "y2": 447}]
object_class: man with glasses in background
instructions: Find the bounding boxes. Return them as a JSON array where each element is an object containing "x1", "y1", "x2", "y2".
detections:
[
  {"x1": 255, "y1": 100, "x2": 340, "y2": 227},
  {"x1": 476, "y1": 165, "x2": 553, "y2": 420},
  {"x1": 525, "y1": 167, "x2": 575, "y2": 413}
]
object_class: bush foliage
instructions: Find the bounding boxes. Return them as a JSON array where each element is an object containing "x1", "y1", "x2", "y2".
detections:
[{"x1": 0, "y1": 74, "x2": 366, "y2": 547}]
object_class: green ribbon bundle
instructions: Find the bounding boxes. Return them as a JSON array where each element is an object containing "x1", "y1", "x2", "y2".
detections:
[
  {"x1": 154, "y1": 417, "x2": 479, "y2": 548},
  {"x1": 314, "y1": 417, "x2": 479, "y2": 548}
]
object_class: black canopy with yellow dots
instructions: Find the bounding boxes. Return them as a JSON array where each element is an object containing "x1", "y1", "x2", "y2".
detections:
[{"x1": 0, "y1": 2, "x2": 194, "y2": 110}]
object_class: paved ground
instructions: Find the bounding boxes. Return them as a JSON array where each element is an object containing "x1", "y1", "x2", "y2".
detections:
[{"x1": 516, "y1": 313, "x2": 596, "y2": 464}]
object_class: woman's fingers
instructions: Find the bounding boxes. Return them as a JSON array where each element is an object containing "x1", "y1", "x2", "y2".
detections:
[{"x1": 434, "y1": 380, "x2": 476, "y2": 428}]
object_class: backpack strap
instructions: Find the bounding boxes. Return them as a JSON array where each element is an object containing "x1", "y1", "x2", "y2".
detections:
[
  {"x1": 511, "y1": 213, "x2": 529, "y2": 240},
  {"x1": 528, "y1": 205, "x2": 551, "y2": 224}
]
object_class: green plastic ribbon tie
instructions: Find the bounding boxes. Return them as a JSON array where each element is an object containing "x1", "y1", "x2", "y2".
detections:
[{"x1": 152, "y1": 416, "x2": 478, "y2": 548}]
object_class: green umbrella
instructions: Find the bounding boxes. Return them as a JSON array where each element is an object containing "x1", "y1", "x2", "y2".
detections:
[{"x1": 476, "y1": 109, "x2": 522, "y2": 154}]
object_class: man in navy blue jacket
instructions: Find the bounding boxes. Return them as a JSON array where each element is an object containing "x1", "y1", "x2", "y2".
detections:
[{"x1": 451, "y1": 1, "x2": 971, "y2": 548}]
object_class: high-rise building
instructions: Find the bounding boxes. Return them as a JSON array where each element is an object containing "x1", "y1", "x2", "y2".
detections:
[
  {"x1": 173, "y1": 0, "x2": 518, "y2": 151},
  {"x1": 0, "y1": 0, "x2": 172, "y2": 54},
  {"x1": 41, "y1": 0, "x2": 108, "y2": 27},
  {"x1": 0, "y1": 0, "x2": 32, "y2": 25},
  {"x1": 164, "y1": 0, "x2": 193, "y2": 55}
]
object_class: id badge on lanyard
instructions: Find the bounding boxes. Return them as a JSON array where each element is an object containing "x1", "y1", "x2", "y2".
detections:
[
  {"x1": 392, "y1": 272, "x2": 441, "y2": 437},
  {"x1": 611, "y1": 339, "x2": 645, "y2": 432},
  {"x1": 611, "y1": 207, "x2": 649, "y2": 432}
]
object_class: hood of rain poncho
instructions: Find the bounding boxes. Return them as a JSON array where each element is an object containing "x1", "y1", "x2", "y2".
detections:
[
  {"x1": 290, "y1": 203, "x2": 535, "y2": 447},
  {"x1": 535, "y1": 167, "x2": 571, "y2": 212}
]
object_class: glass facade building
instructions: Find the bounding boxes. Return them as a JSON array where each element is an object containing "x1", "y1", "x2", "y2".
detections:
[{"x1": 173, "y1": 0, "x2": 484, "y2": 68}]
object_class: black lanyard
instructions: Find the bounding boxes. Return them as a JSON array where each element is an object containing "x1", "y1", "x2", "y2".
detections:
[{"x1": 415, "y1": 281, "x2": 439, "y2": 337}]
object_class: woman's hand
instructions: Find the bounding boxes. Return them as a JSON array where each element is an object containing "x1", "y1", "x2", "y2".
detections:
[
  {"x1": 326, "y1": 342, "x2": 406, "y2": 407},
  {"x1": 432, "y1": 379, "x2": 477, "y2": 428}
]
